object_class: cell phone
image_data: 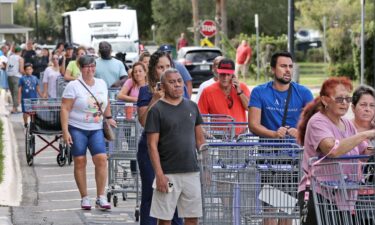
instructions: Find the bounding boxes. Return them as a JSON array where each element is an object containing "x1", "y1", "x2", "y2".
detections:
[
  {"x1": 152, "y1": 179, "x2": 174, "y2": 192},
  {"x1": 156, "y1": 82, "x2": 161, "y2": 90}
]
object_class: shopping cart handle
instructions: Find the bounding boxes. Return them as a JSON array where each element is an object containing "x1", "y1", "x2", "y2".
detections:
[
  {"x1": 206, "y1": 142, "x2": 300, "y2": 148},
  {"x1": 317, "y1": 154, "x2": 372, "y2": 160}
]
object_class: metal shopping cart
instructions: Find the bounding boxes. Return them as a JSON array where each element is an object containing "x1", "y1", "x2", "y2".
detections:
[
  {"x1": 199, "y1": 142, "x2": 303, "y2": 225},
  {"x1": 202, "y1": 121, "x2": 249, "y2": 142},
  {"x1": 106, "y1": 101, "x2": 141, "y2": 221},
  {"x1": 309, "y1": 155, "x2": 375, "y2": 225},
  {"x1": 237, "y1": 133, "x2": 297, "y2": 144},
  {"x1": 24, "y1": 98, "x2": 71, "y2": 166}
]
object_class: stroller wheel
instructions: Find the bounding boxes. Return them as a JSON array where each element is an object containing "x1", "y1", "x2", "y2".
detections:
[{"x1": 56, "y1": 153, "x2": 66, "y2": 166}]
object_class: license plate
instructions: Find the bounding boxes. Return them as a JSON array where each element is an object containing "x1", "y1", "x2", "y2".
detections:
[{"x1": 200, "y1": 65, "x2": 210, "y2": 70}]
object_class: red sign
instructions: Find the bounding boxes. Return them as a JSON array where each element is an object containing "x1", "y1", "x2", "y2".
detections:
[{"x1": 200, "y1": 20, "x2": 217, "y2": 38}]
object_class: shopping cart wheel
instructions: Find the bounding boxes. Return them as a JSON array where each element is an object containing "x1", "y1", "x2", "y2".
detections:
[
  {"x1": 25, "y1": 125, "x2": 34, "y2": 166},
  {"x1": 113, "y1": 195, "x2": 118, "y2": 207},
  {"x1": 107, "y1": 192, "x2": 111, "y2": 203},
  {"x1": 56, "y1": 153, "x2": 66, "y2": 166},
  {"x1": 122, "y1": 192, "x2": 127, "y2": 201},
  {"x1": 135, "y1": 209, "x2": 140, "y2": 222}
]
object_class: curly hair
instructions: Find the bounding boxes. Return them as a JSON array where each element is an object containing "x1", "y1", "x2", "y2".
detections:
[
  {"x1": 147, "y1": 51, "x2": 173, "y2": 92},
  {"x1": 297, "y1": 77, "x2": 353, "y2": 145}
]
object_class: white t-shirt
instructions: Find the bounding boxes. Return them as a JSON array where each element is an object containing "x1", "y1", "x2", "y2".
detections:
[
  {"x1": 195, "y1": 78, "x2": 216, "y2": 102},
  {"x1": 62, "y1": 78, "x2": 108, "y2": 130},
  {"x1": 43, "y1": 67, "x2": 61, "y2": 98}
]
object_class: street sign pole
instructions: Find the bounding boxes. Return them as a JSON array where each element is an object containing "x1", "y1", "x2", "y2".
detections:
[
  {"x1": 255, "y1": 14, "x2": 260, "y2": 81},
  {"x1": 360, "y1": 0, "x2": 365, "y2": 85}
]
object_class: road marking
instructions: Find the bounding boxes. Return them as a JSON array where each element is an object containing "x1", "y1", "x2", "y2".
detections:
[
  {"x1": 39, "y1": 187, "x2": 96, "y2": 194},
  {"x1": 35, "y1": 208, "x2": 81, "y2": 212},
  {"x1": 42, "y1": 178, "x2": 95, "y2": 184},
  {"x1": 43, "y1": 172, "x2": 94, "y2": 177}
]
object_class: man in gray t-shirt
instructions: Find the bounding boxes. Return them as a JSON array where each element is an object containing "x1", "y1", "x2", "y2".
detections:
[{"x1": 145, "y1": 68, "x2": 205, "y2": 225}]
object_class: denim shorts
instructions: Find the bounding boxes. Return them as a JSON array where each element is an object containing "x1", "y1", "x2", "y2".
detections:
[{"x1": 68, "y1": 125, "x2": 106, "y2": 157}]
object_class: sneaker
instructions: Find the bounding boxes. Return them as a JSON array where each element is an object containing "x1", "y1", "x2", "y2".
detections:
[
  {"x1": 81, "y1": 196, "x2": 91, "y2": 210},
  {"x1": 95, "y1": 195, "x2": 111, "y2": 210}
]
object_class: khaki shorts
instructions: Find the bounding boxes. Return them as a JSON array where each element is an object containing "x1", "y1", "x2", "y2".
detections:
[
  {"x1": 235, "y1": 63, "x2": 249, "y2": 77},
  {"x1": 150, "y1": 172, "x2": 202, "y2": 220}
]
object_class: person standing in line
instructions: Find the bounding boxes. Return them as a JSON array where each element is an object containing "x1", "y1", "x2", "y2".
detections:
[
  {"x1": 139, "y1": 51, "x2": 151, "y2": 67},
  {"x1": 137, "y1": 51, "x2": 183, "y2": 225},
  {"x1": 176, "y1": 32, "x2": 188, "y2": 51},
  {"x1": 235, "y1": 40, "x2": 252, "y2": 79},
  {"x1": 22, "y1": 39, "x2": 36, "y2": 66},
  {"x1": 146, "y1": 68, "x2": 205, "y2": 225},
  {"x1": 198, "y1": 58, "x2": 250, "y2": 123},
  {"x1": 42, "y1": 53, "x2": 61, "y2": 98},
  {"x1": 195, "y1": 55, "x2": 225, "y2": 102},
  {"x1": 248, "y1": 51, "x2": 313, "y2": 139},
  {"x1": 117, "y1": 62, "x2": 147, "y2": 102},
  {"x1": 61, "y1": 55, "x2": 116, "y2": 210},
  {"x1": 64, "y1": 46, "x2": 87, "y2": 81},
  {"x1": 18, "y1": 63, "x2": 43, "y2": 127},
  {"x1": 6, "y1": 46, "x2": 24, "y2": 113},
  {"x1": 95, "y1": 41, "x2": 127, "y2": 88},
  {"x1": 0, "y1": 44, "x2": 9, "y2": 91}
]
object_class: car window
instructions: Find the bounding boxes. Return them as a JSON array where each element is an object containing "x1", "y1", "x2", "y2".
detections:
[{"x1": 185, "y1": 51, "x2": 222, "y2": 63}]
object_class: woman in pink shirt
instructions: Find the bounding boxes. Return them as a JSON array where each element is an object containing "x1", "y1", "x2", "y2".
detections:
[
  {"x1": 297, "y1": 77, "x2": 375, "y2": 225},
  {"x1": 117, "y1": 62, "x2": 147, "y2": 102}
]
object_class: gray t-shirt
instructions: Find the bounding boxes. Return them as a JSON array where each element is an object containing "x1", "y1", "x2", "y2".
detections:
[
  {"x1": 145, "y1": 98, "x2": 203, "y2": 174},
  {"x1": 43, "y1": 67, "x2": 61, "y2": 98}
]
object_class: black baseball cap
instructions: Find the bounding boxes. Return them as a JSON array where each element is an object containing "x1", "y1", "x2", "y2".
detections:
[
  {"x1": 217, "y1": 59, "x2": 235, "y2": 74},
  {"x1": 158, "y1": 44, "x2": 173, "y2": 52}
]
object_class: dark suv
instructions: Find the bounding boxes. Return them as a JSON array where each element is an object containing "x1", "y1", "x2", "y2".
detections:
[{"x1": 177, "y1": 47, "x2": 222, "y2": 87}]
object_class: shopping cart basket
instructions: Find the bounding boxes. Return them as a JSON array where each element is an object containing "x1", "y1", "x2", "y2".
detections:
[
  {"x1": 106, "y1": 101, "x2": 140, "y2": 221},
  {"x1": 199, "y1": 142, "x2": 303, "y2": 225},
  {"x1": 24, "y1": 98, "x2": 71, "y2": 166},
  {"x1": 202, "y1": 122, "x2": 249, "y2": 142},
  {"x1": 309, "y1": 155, "x2": 375, "y2": 225}
]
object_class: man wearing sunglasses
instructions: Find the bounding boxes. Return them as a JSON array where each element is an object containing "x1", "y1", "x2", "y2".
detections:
[
  {"x1": 248, "y1": 51, "x2": 313, "y2": 139},
  {"x1": 198, "y1": 58, "x2": 250, "y2": 123}
]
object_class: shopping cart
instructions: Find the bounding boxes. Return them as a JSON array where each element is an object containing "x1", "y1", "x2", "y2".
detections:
[
  {"x1": 309, "y1": 155, "x2": 375, "y2": 225},
  {"x1": 202, "y1": 114, "x2": 235, "y2": 123},
  {"x1": 108, "y1": 87, "x2": 121, "y2": 101},
  {"x1": 199, "y1": 142, "x2": 303, "y2": 225},
  {"x1": 202, "y1": 122, "x2": 249, "y2": 142},
  {"x1": 236, "y1": 133, "x2": 297, "y2": 144},
  {"x1": 106, "y1": 101, "x2": 141, "y2": 221},
  {"x1": 24, "y1": 98, "x2": 71, "y2": 166},
  {"x1": 56, "y1": 75, "x2": 69, "y2": 97}
]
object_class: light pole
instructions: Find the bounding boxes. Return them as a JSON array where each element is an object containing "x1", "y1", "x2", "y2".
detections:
[
  {"x1": 34, "y1": 0, "x2": 39, "y2": 42},
  {"x1": 255, "y1": 14, "x2": 260, "y2": 81},
  {"x1": 151, "y1": 24, "x2": 156, "y2": 44},
  {"x1": 360, "y1": 0, "x2": 365, "y2": 84}
]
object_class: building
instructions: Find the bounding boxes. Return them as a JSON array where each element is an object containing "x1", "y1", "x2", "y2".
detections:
[{"x1": 0, "y1": 0, "x2": 33, "y2": 43}]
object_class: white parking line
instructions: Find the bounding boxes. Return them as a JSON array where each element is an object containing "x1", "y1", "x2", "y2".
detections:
[{"x1": 39, "y1": 187, "x2": 96, "y2": 194}]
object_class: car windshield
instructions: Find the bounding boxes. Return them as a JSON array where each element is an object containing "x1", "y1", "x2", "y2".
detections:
[
  {"x1": 185, "y1": 50, "x2": 221, "y2": 63},
  {"x1": 111, "y1": 42, "x2": 137, "y2": 53}
]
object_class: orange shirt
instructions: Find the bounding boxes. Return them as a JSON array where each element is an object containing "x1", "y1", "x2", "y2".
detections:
[
  {"x1": 236, "y1": 44, "x2": 252, "y2": 64},
  {"x1": 198, "y1": 82, "x2": 250, "y2": 123}
]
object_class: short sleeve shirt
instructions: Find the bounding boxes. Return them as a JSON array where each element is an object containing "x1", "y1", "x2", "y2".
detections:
[
  {"x1": 95, "y1": 58, "x2": 127, "y2": 88},
  {"x1": 43, "y1": 67, "x2": 61, "y2": 98},
  {"x1": 62, "y1": 78, "x2": 108, "y2": 130},
  {"x1": 19, "y1": 75, "x2": 39, "y2": 99},
  {"x1": 123, "y1": 79, "x2": 140, "y2": 98},
  {"x1": 66, "y1": 60, "x2": 81, "y2": 79}
]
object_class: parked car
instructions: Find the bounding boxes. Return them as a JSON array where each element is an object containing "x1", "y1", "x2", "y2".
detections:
[{"x1": 177, "y1": 46, "x2": 222, "y2": 87}]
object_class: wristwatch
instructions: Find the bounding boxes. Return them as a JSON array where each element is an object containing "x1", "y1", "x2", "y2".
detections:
[
  {"x1": 237, "y1": 90, "x2": 243, "y2": 95},
  {"x1": 105, "y1": 116, "x2": 113, "y2": 119}
]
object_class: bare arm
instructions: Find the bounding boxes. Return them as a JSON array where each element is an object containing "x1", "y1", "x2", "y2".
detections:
[
  {"x1": 185, "y1": 80, "x2": 193, "y2": 99},
  {"x1": 137, "y1": 90, "x2": 164, "y2": 127},
  {"x1": 18, "y1": 86, "x2": 22, "y2": 105},
  {"x1": 147, "y1": 132, "x2": 169, "y2": 193},
  {"x1": 64, "y1": 69, "x2": 76, "y2": 81},
  {"x1": 60, "y1": 56, "x2": 66, "y2": 75},
  {"x1": 318, "y1": 130, "x2": 375, "y2": 157},
  {"x1": 104, "y1": 98, "x2": 117, "y2": 127},
  {"x1": 36, "y1": 85, "x2": 43, "y2": 97},
  {"x1": 19, "y1": 57, "x2": 25, "y2": 75},
  {"x1": 248, "y1": 107, "x2": 280, "y2": 138},
  {"x1": 61, "y1": 98, "x2": 74, "y2": 145},
  {"x1": 42, "y1": 83, "x2": 48, "y2": 98},
  {"x1": 117, "y1": 85, "x2": 137, "y2": 102},
  {"x1": 195, "y1": 124, "x2": 206, "y2": 150}
]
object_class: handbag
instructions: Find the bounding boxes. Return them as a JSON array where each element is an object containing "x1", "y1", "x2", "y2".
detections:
[{"x1": 78, "y1": 80, "x2": 115, "y2": 141}]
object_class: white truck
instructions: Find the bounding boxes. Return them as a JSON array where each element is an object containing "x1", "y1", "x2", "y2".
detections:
[{"x1": 62, "y1": 8, "x2": 139, "y2": 66}]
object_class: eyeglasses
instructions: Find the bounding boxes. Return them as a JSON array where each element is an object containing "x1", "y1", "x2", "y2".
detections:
[
  {"x1": 226, "y1": 95, "x2": 233, "y2": 109},
  {"x1": 332, "y1": 96, "x2": 352, "y2": 104},
  {"x1": 82, "y1": 64, "x2": 96, "y2": 69}
]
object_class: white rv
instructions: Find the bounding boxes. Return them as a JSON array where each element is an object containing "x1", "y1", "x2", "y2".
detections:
[{"x1": 62, "y1": 8, "x2": 139, "y2": 65}]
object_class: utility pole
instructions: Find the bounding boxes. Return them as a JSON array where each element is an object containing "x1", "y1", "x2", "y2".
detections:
[
  {"x1": 192, "y1": 0, "x2": 200, "y2": 46},
  {"x1": 255, "y1": 14, "x2": 260, "y2": 81},
  {"x1": 287, "y1": 0, "x2": 295, "y2": 57},
  {"x1": 215, "y1": 0, "x2": 221, "y2": 47},
  {"x1": 360, "y1": 0, "x2": 365, "y2": 85},
  {"x1": 34, "y1": 0, "x2": 39, "y2": 42}
]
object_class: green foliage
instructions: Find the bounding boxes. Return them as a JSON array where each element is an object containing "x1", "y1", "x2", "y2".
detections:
[
  {"x1": 327, "y1": 62, "x2": 356, "y2": 80},
  {"x1": 295, "y1": 48, "x2": 324, "y2": 62}
]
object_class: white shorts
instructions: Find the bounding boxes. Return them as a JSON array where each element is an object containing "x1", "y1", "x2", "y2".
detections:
[
  {"x1": 150, "y1": 172, "x2": 202, "y2": 220},
  {"x1": 235, "y1": 63, "x2": 249, "y2": 77}
]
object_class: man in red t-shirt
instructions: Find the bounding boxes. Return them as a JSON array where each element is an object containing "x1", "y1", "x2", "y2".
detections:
[
  {"x1": 177, "y1": 33, "x2": 188, "y2": 51},
  {"x1": 198, "y1": 58, "x2": 250, "y2": 124},
  {"x1": 235, "y1": 40, "x2": 252, "y2": 79}
]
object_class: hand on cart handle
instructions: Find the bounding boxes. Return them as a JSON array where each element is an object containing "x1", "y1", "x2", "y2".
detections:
[
  {"x1": 275, "y1": 126, "x2": 288, "y2": 138},
  {"x1": 63, "y1": 131, "x2": 73, "y2": 147}
]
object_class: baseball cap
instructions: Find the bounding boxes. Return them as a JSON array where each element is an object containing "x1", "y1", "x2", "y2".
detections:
[
  {"x1": 158, "y1": 44, "x2": 173, "y2": 52},
  {"x1": 65, "y1": 44, "x2": 74, "y2": 49},
  {"x1": 14, "y1": 46, "x2": 22, "y2": 53},
  {"x1": 217, "y1": 59, "x2": 235, "y2": 74}
]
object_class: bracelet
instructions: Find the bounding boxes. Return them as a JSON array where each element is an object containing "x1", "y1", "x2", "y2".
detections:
[
  {"x1": 105, "y1": 116, "x2": 113, "y2": 119},
  {"x1": 237, "y1": 90, "x2": 243, "y2": 95}
]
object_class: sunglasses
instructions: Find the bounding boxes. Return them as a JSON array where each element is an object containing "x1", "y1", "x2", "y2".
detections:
[
  {"x1": 226, "y1": 95, "x2": 233, "y2": 109},
  {"x1": 332, "y1": 96, "x2": 352, "y2": 104}
]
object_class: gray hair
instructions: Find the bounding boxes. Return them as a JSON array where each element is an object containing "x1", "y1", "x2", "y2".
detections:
[
  {"x1": 352, "y1": 85, "x2": 375, "y2": 106},
  {"x1": 78, "y1": 55, "x2": 96, "y2": 68},
  {"x1": 160, "y1": 68, "x2": 180, "y2": 83}
]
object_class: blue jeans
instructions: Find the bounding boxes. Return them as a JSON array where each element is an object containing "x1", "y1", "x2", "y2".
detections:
[
  {"x1": 137, "y1": 133, "x2": 182, "y2": 225},
  {"x1": 68, "y1": 125, "x2": 106, "y2": 157}
]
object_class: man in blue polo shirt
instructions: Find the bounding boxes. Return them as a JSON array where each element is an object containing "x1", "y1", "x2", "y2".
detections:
[{"x1": 248, "y1": 51, "x2": 313, "y2": 138}]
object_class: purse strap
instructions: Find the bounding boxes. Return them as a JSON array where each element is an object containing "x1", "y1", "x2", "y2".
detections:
[
  {"x1": 78, "y1": 79, "x2": 104, "y2": 115},
  {"x1": 281, "y1": 84, "x2": 292, "y2": 127}
]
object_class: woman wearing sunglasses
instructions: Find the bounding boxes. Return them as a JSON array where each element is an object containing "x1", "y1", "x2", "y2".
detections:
[{"x1": 297, "y1": 77, "x2": 375, "y2": 225}]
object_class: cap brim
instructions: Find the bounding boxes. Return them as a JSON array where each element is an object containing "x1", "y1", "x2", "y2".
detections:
[{"x1": 217, "y1": 69, "x2": 235, "y2": 74}]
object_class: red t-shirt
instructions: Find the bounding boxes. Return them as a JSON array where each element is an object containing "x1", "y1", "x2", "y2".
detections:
[
  {"x1": 198, "y1": 82, "x2": 250, "y2": 123},
  {"x1": 236, "y1": 44, "x2": 252, "y2": 64},
  {"x1": 178, "y1": 38, "x2": 188, "y2": 50}
]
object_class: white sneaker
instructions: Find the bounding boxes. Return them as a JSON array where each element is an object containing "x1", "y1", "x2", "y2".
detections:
[
  {"x1": 95, "y1": 195, "x2": 111, "y2": 210},
  {"x1": 81, "y1": 196, "x2": 91, "y2": 210}
]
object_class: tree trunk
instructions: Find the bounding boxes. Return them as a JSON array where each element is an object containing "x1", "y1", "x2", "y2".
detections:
[
  {"x1": 215, "y1": 0, "x2": 221, "y2": 47},
  {"x1": 220, "y1": 0, "x2": 228, "y2": 37},
  {"x1": 192, "y1": 0, "x2": 200, "y2": 46}
]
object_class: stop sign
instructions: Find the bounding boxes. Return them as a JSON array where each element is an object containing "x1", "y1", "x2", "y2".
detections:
[{"x1": 200, "y1": 20, "x2": 216, "y2": 38}]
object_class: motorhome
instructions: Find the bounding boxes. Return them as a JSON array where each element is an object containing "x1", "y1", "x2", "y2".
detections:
[{"x1": 62, "y1": 8, "x2": 139, "y2": 66}]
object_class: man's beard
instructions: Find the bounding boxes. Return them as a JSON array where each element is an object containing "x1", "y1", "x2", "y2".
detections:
[{"x1": 275, "y1": 75, "x2": 291, "y2": 85}]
